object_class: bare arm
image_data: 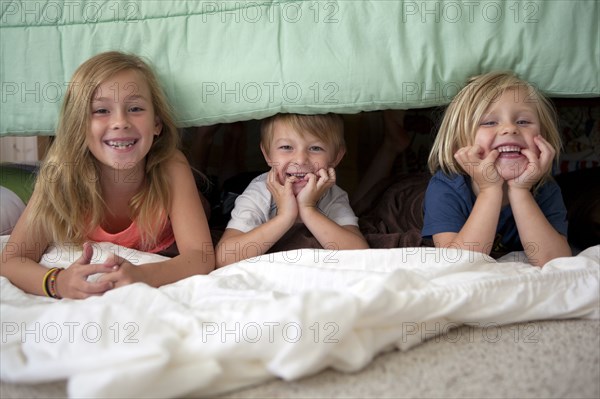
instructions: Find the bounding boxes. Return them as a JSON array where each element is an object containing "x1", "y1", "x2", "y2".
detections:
[
  {"x1": 215, "y1": 168, "x2": 298, "y2": 267},
  {"x1": 508, "y1": 188, "x2": 571, "y2": 266},
  {"x1": 215, "y1": 213, "x2": 295, "y2": 267},
  {"x1": 507, "y1": 136, "x2": 571, "y2": 266},
  {"x1": 432, "y1": 187, "x2": 503, "y2": 254},
  {"x1": 0, "y1": 193, "x2": 115, "y2": 299},
  {"x1": 98, "y1": 151, "x2": 215, "y2": 287},
  {"x1": 299, "y1": 208, "x2": 368, "y2": 250},
  {"x1": 432, "y1": 145, "x2": 504, "y2": 254},
  {"x1": 297, "y1": 168, "x2": 368, "y2": 250}
]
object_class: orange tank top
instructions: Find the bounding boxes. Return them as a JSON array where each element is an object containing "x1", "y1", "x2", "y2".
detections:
[{"x1": 88, "y1": 220, "x2": 175, "y2": 254}]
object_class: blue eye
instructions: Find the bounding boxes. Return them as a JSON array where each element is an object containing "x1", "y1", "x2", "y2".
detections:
[
  {"x1": 309, "y1": 146, "x2": 324, "y2": 152},
  {"x1": 129, "y1": 106, "x2": 144, "y2": 112},
  {"x1": 480, "y1": 121, "x2": 496, "y2": 126},
  {"x1": 93, "y1": 108, "x2": 109, "y2": 114},
  {"x1": 279, "y1": 145, "x2": 292, "y2": 150},
  {"x1": 517, "y1": 120, "x2": 531, "y2": 125}
]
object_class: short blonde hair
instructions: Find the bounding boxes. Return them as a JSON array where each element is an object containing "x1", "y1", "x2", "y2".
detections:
[
  {"x1": 428, "y1": 71, "x2": 562, "y2": 184},
  {"x1": 260, "y1": 113, "x2": 346, "y2": 158}
]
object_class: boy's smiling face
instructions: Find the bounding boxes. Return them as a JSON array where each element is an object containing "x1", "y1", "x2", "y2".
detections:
[
  {"x1": 474, "y1": 87, "x2": 542, "y2": 181},
  {"x1": 261, "y1": 120, "x2": 343, "y2": 195}
]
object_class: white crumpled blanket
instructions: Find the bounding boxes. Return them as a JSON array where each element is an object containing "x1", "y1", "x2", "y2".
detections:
[{"x1": 1, "y1": 237, "x2": 598, "y2": 398}]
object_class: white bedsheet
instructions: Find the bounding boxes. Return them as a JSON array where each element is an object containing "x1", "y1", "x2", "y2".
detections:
[{"x1": 1, "y1": 237, "x2": 598, "y2": 398}]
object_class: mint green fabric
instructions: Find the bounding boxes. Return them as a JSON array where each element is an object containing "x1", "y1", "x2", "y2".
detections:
[{"x1": 1, "y1": 0, "x2": 598, "y2": 136}]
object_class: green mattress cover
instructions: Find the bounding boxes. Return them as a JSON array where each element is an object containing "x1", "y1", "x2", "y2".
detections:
[{"x1": 1, "y1": 0, "x2": 599, "y2": 136}]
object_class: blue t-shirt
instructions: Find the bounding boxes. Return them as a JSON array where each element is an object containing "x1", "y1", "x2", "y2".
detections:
[{"x1": 422, "y1": 171, "x2": 568, "y2": 254}]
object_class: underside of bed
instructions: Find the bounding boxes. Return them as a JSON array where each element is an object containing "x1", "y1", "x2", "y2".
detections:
[{"x1": 1, "y1": 0, "x2": 599, "y2": 136}]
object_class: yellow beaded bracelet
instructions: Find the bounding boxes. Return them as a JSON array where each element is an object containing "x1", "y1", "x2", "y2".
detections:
[
  {"x1": 47, "y1": 268, "x2": 63, "y2": 299},
  {"x1": 42, "y1": 267, "x2": 58, "y2": 297}
]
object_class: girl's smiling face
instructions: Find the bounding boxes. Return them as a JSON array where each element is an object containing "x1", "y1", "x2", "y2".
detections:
[
  {"x1": 474, "y1": 87, "x2": 542, "y2": 181},
  {"x1": 87, "y1": 69, "x2": 161, "y2": 173},
  {"x1": 261, "y1": 120, "x2": 341, "y2": 195}
]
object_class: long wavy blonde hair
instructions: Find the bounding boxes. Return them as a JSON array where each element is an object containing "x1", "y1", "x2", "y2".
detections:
[
  {"x1": 27, "y1": 51, "x2": 180, "y2": 250},
  {"x1": 428, "y1": 71, "x2": 562, "y2": 187}
]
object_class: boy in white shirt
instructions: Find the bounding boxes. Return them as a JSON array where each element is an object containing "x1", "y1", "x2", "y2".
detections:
[{"x1": 216, "y1": 113, "x2": 368, "y2": 267}]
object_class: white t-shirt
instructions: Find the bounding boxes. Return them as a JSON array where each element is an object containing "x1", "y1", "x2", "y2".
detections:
[{"x1": 226, "y1": 172, "x2": 359, "y2": 233}]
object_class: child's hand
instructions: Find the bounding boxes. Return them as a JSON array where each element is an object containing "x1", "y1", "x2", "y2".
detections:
[
  {"x1": 265, "y1": 167, "x2": 298, "y2": 221},
  {"x1": 95, "y1": 251, "x2": 143, "y2": 289},
  {"x1": 297, "y1": 167, "x2": 336, "y2": 209},
  {"x1": 56, "y1": 242, "x2": 118, "y2": 299},
  {"x1": 508, "y1": 136, "x2": 555, "y2": 190},
  {"x1": 454, "y1": 145, "x2": 503, "y2": 192}
]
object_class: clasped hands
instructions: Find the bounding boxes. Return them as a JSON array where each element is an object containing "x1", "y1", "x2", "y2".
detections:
[
  {"x1": 266, "y1": 166, "x2": 336, "y2": 222},
  {"x1": 55, "y1": 242, "x2": 143, "y2": 299}
]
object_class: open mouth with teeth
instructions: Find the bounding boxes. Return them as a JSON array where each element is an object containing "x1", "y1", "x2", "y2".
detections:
[
  {"x1": 105, "y1": 139, "x2": 138, "y2": 149},
  {"x1": 286, "y1": 172, "x2": 310, "y2": 180},
  {"x1": 496, "y1": 145, "x2": 523, "y2": 157}
]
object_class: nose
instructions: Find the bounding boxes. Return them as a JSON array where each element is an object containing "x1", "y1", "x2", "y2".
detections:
[
  {"x1": 110, "y1": 110, "x2": 130, "y2": 130},
  {"x1": 294, "y1": 149, "x2": 309, "y2": 165},
  {"x1": 500, "y1": 121, "x2": 518, "y2": 135}
]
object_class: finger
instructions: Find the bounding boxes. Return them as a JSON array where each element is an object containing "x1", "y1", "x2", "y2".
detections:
[
  {"x1": 454, "y1": 149, "x2": 472, "y2": 170},
  {"x1": 315, "y1": 169, "x2": 330, "y2": 188},
  {"x1": 286, "y1": 174, "x2": 298, "y2": 184},
  {"x1": 82, "y1": 280, "x2": 115, "y2": 296},
  {"x1": 522, "y1": 148, "x2": 551, "y2": 176},
  {"x1": 305, "y1": 172, "x2": 317, "y2": 187},
  {"x1": 534, "y1": 135, "x2": 552, "y2": 148},
  {"x1": 519, "y1": 148, "x2": 539, "y2": 163},
  {"x1": 454, "y1": 147, "x2": 467, "y2": 158},
  {"x1": 77, "y1": 263, "x2": 121, "y2": 281},
  {"x1": 268, "y1": 167, "x2": 280, "y2": 185},
  {"x1": 467, "y1": 145, "x2": 484, "y2": 159},
  {"x1": 534, "y1": 136, "x2": 556, "y2": 159},
  {"x1": 326, "y1": 168, "x2": 337, "y2": 186},
  {"x1": 77, "y1": 242, "x2": 94, "y2": 265},
  {"x1": 283, "y1": 175, "x2": 295, "y2": 192},
  {"x1": 483, "y1": 149, "x2": 500, "y2": 163},
  {"x1": 454, "y1": 146, "x2": 473, "y2": 164},
  {"x1": 102, "y1": 251, "x2": 126, "y2": 270},
  {"x1": 315, "y1": 169, "x2": 327, "y2": 181}
]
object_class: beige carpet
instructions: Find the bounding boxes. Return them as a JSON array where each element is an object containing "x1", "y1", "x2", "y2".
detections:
[{"x1": 2, "y1": 319, "x2": 598, "y2": 399}]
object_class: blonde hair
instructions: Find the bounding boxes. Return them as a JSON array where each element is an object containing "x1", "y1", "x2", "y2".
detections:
[
  {"x1": 428, "y1": 71, "x2": 562, "y2": 186},
  {"x1": 28, "y1": 51, "x2": 180, "y2": 251},
  {"x1": 260, "y1": 113, "x2": 346, "y2": 158}
]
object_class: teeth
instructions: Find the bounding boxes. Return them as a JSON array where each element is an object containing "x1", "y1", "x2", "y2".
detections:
[
  {"x1": 106, "y1": 140, "x2": 136, "y2": 149},
  {"x1": 287, "y1": 172, "x2": 308, "y2": 177},
  {"x1": 497, "y1": 145, "x2": 521, "y2": 153}
]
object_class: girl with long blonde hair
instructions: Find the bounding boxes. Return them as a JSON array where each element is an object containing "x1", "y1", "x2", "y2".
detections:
[{"x1": 1, "y1": 51, "x2": 214, "y2": 298}]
